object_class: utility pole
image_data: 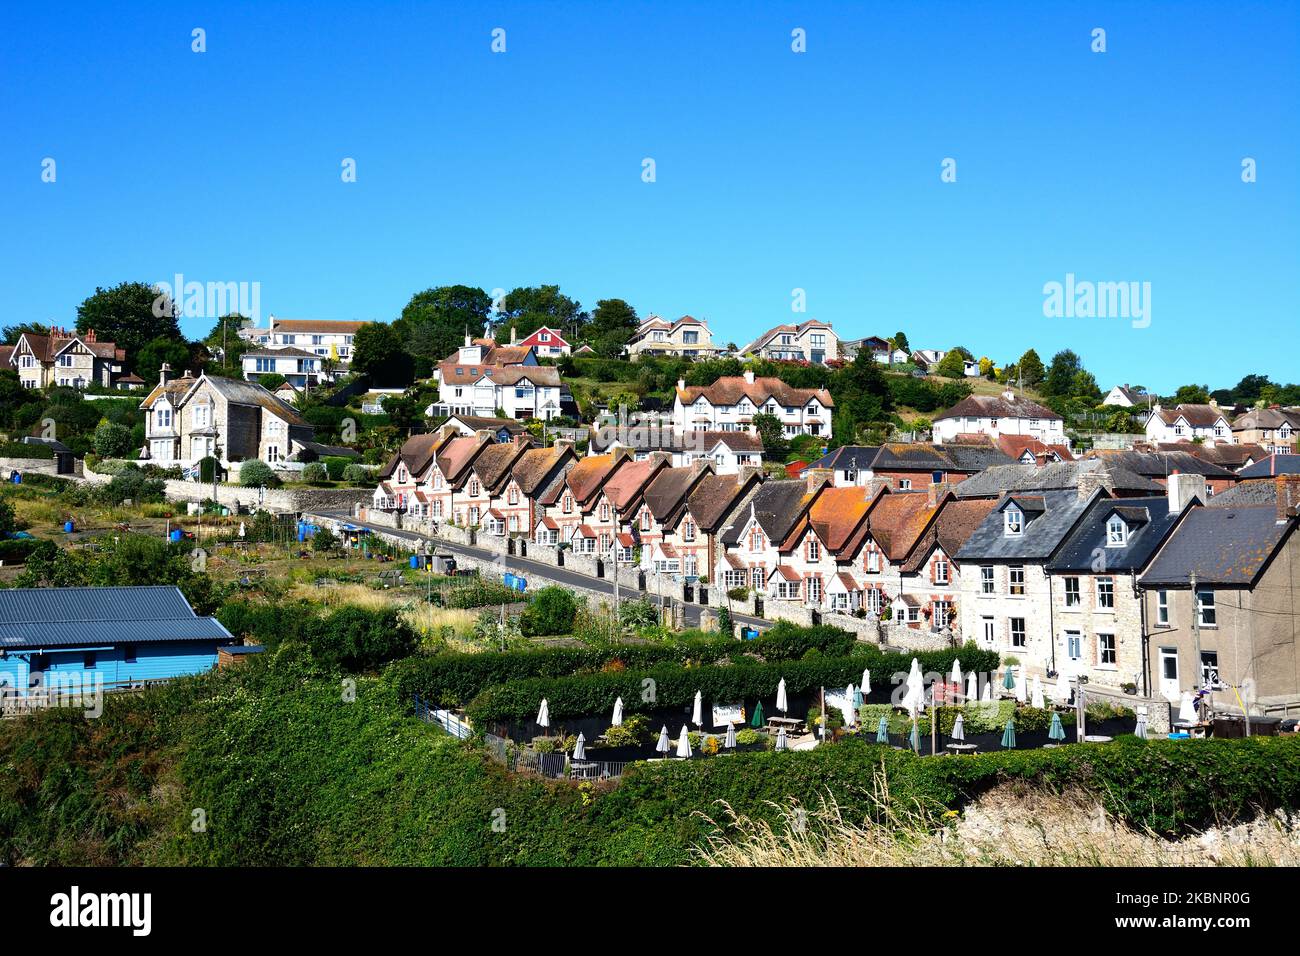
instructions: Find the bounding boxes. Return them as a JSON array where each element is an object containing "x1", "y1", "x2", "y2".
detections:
[
  {"x1": 612, "y1": 506, "x2": 620, "y2": 618},
  {"x1": 1190, "y1": 571, "x2": 1203, "y2": 723}
]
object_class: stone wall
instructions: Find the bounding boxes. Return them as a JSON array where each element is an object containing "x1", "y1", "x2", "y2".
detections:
[{"x1": 0, "y1": 456, "x2": 77, "y2": 478}]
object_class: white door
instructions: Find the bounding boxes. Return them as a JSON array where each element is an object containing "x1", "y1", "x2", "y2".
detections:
[
  {"x1": 1159, "y1": 647, "x2": 1180, "y2": 701},
  {"x1": 981, "y1": 616, "x2": 995, "y2": 647}
]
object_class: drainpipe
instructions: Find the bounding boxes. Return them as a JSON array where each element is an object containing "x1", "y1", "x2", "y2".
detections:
[
  {"x1": 1046, "y1": 571, "x2": 1057, "y2": 675},
  {"x1": 1135, "y1": 573, "x2": 1150, "y2": 698}
]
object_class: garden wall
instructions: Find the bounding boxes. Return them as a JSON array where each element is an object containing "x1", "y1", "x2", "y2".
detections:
[{"x1": 0, "y1": 456, "x2": 77, "y2": 478}]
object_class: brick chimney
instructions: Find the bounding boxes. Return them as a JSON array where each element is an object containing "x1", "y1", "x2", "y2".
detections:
[
  {"x1": 928, "y1": 480, "x2": 953, "y2": 506},
  {"x1": 159, "y1": 363, "x2": 172, "y2": 386},
  {"x1": 1276, "y1": 475, "x2": 1300, "y2": 522},
  {"x1": 864, "y1": 477, "x2": 892, "y2": 499},
  {"x1": 804, "y1": 467, "x2": 831, "y2": 493},
  {"x1": 474, "y1": 429, "x2": 494, "y2": 445},
  {"x1": 1076, "y1": 468, "x2": 1109, "y2": 502},
  {"x1": 1167, "y1": 470, "x2": 1207, "y2": 513}
]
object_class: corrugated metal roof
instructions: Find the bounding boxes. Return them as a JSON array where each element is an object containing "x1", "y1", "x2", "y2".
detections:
[{"x1": 0, "y1": 586, "x2": 233, "y2": 649}]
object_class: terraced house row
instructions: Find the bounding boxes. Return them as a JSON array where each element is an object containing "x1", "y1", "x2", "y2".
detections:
[{"x1": 368, "y1": 427, "x2": 1300, "y2": 704}]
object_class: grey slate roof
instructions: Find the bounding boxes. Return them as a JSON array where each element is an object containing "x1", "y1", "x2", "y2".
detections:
[
  {"x1": 1085, "y1": 449, "x2": 1236, "y2": 480},
  {"x1": 1048, "y1": 495, "x2": 1184, "y2": 573},
  {"x1": 954, "y1": 459, "x2": 1162, "y2": 499},
  {"x1": 720, "y1": 479, "x2": 812, "y2": 546},
  {"x1": 0, "y1": 586, "x2": 233, "y2": 650},
  {"x1": 809, "y1": 446, "x2": 879, "y2": 472},
  {"x1": 1209, "y1": 479, "x2": 1287, "y2": 508},
  {"x1": 1238, "y1": 455, "x2": 1300, "y2": 479},
  {"x1": 956, "y1": 489, "x2": 1100, "y2": 561},
  {"x1": 1140, "y1": 505, "x2": 1295, "y2": 587}
]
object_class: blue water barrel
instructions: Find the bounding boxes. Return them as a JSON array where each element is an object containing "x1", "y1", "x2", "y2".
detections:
[
  {"x1": 410, "y1": 555, "x2": 421, "y2": 569},
  {"x1": 170, "y1": 529, "x2": 183, "y2": 543},
  {"x1": 1167, "y1": 732, "x2": 1190, "y2": 740},
  {"x1": 10, "y1": 472, "x2": 19, "y2": 484},
  {"x1": 63, "y1": 520, "x2": 74, "y2": 533}
]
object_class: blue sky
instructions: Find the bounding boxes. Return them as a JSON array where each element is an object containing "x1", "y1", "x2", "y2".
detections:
[{"x1": 2, "y1": 0, "x2": 1296, "y2": 392}]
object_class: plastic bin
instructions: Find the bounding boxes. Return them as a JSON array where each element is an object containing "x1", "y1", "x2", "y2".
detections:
[{"x1": 63, "y1": 520, "x2": 74, "y2": 533}]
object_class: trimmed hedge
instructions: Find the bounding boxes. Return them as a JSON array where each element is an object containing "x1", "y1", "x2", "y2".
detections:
[
  {"x1": 384, "y1": 622, "x2": 904, "y2": 708},
  {"x1": 217, "y1": 600, "x2": 417, "y2": 671},
  {"x1": 463, "y1": 643, "x2": 1000, "y2": 724},
  {"x1": 0, "y1": 441, "x2": 53, "y2": 459}
]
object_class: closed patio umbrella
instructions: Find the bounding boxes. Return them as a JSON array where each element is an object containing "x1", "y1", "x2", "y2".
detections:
[
  {"x1": 656, "y1": 726, "x2": 670, "y2": 755},
  {"x1": 853, "y1": 685, "x2": 864, "y2": 708},
  {"x1": 952, "y1": 713, "x2": 965, "y2": 742},
  {"x1": 876, "y1": 715, "x2": 889, "y2": 743},
  {"x1": 1178, "y1": 692, "x2": 1197, "y2": 725},
  {"x1": 1031, "y1": 676, "x2": 1045, "y2": 710},
  {"x1": 1002, "y1": 666, "x2": 1016, "y2": 691},
  {"x1": 724, "y1": 722, "x2": 737, "y2": 749},
  {"x1": 692, "y1": 691, "x2": 703, "y2": 728},
  {"x1": 776, "y1": 678, "x2": 789, "y2": 714},
  {"x1": 676, "y1": 724, "x2": 693, "y2": 758},
  {"x1": 861, "y1": 667, "x2": 871, "y2": 696},
  {"x1": 1054, "y1": 671, "x2": 1072, "y2": 705},
  {"x1": 751, "y1": 700, "x2": 765, "y2": 728},
  {"x1": 982, "y1": 680, "x2": 995, "y2": 702},
  {"x1": 844, "y1": 684, "x2": 856, "y2": 727},
  {"x1": 776, "y1": 727, "x2": 788, "y2": 751},
  {"x1": 1048, "y1": 712, "x2": 1066, "y2": 743},
  {"x1": 950, "y1": 659, "x2": 963, "y2": 689},
  {"x1": 537, "y1": 698, "x2": 550, "y2": 731},
  {"x1": 1001, "y1": 719, "x2": 1017, "y2": 749},
  {"x1": 909, "y1": 719, "x2": 920, "y2": 752},
  {"x1": 1014, "y1": 669, "x2": 1028, "y2": 704},
  {"x1": 965, "y1": 671, "x2": 978, "y2": 703},
  {"x1": 573, "y1": 732, "x2": 586, "y2": 760},
  {"x1": 1134, "y1": 707, "x2": 1149, "y2": 740},
  {"x1": 612, "y1": 697, "x2": 624, "y2": 727}
]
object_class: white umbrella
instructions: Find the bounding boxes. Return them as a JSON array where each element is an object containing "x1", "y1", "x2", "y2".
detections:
[
  {"x1": 238, "y1": 521, "x2": 246, "y2": 539},
  {"x1": 676, "y1": 724, "x2": 693, "y2": 758},
  {"x1": 952, "y1": 713, "x2": 965, "y2": 742},
  {"x1": 692, "y1": 691, "x2": 703, "y2": 728},
  {"x1": 904, "y1": 659, "x2": 925, "y2": 716},
  {"x1": 965, "y1": 671, "x2": 978, "y2": 704},
  {"x1": 724, "y1": 722, "x2": 737, "y2": 749},
  {"x1": 776, "y1": 727, "x2": 788, "y2": 751},
  {"x1": 1054, "y1": 671, "x2": 1072, "y2": 705},
  {"x1": 861, "y1": 667, "x2": 871, "y2": 696},
  {"x1": 536, "y1": 698, "x2": 550, "y2": 730},
  {"x1": 844, "y1": 684, "x2": 856, "y2": 727},
  {"x1": 655, "y1": 725, "x2": 670, "y2": 755},
  {"x1": 982, "y1": 680, "x2": 994, "y2": 703},
  {"x1": 950, "y1": 659, "x2": 963, "y2": 688},
  {"x1": 1135, "y1": 706, "x2": 1149, "y2": 740},
  {"x1": 612, "y1": 697, "x2": 624, "y2": 727},
  {"x1": 572, "y1": 732, "x2": 586, "y2": 761},
  {"x1": 776, "y1": 678, "x2": 789, "y2": 714},
  {"x1": 1178, "y1": 692, "x2": 1197, "y2": 724},
  {"x1": 1031, "y1": 675, "x2": 1045, "y2": 710},
  {"x1": 1014, "y1": 667, "x2": 1027, "y2": 703}
]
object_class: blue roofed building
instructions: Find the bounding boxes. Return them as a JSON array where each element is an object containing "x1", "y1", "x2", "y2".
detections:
[{"x1": 0, "y1": 585, "x2": 235, "y2": 701}]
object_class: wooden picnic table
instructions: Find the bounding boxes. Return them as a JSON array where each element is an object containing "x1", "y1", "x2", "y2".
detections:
[{"x1": 767, "y1": 716, "x2": 803, "y2": 735}]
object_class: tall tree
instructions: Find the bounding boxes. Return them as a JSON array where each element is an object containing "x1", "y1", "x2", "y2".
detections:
[
  {"x1": 136, "y1": 336, "x2": 194, "y2": 385},
  {"x1": 394, "y1": 285, "x2": 492, "y2": 366},
  {"x1": 1042, "y1": 349, "x2": 1087, "y2": 398},
  {"x1": 1172, "y1": 383, "x2": 1211, "y2": 405},
  {"x1": 499, "y1": 285, "x2": 587, "y2": 341},
  {"x1": 935, "y1": 349, "x2": 968, "y2": 378},
  {"x1": 587, "y1": 298, "x2": 639, "y2": 357},
  {"x1": 1016, "y1": 348, "x2": 1045, "y2": 388},
  {"x1": 2, "y1": 322, "x2": 51, "y2": 345},
  {"x1": 352, "y1": 322, "x2": 414, "y2": 387},
  {"x1": 76, "y1": 282, "x2": 182, "y2": 370}
]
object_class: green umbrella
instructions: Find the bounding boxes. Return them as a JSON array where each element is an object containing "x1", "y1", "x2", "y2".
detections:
[
  {"x1": 750, "y1": 700, "x2": 764, "y2": 728},
  {"x1": 875, "y1": 715, "x2": 889, "y2": 743},
  {"x1": 1048, "y1": 712, "x2": 1066, "y2": 742},
  {"x1": 910, "y1": 719, "x2": 920, "y2": 752},
  {"x1": 1001, "y1": 719, "x2": 1017, "y2": 749},
  {"x1": 1002, "y1": 665, "x2": 1016, "y2": 691}
]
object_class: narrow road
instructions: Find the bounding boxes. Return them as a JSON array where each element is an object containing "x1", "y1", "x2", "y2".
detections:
[{"x1": 307, "y1": 510, "x2": 771, "y2": 630}]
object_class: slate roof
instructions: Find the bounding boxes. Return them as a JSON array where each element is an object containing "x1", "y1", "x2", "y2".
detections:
[
  {"x1": 954, "y1": 459, "x2": 1162, "y2": 499},
  {"x1": 1048, "y1": 495, "x2": 1184, "y2": 573},
  {"x1": 720, "y1": 479, "x2": 814, "y2": 546},
  {"x1": 1238, "y1": 455, "x2": 1300, "y2": 479},
  {"x1": 0, "y1": 586, "x2": 233, "y2": 649},
  {"x1": 1084, "y1": 449, "x2": 1236, "y2": 481},
  {"x1": 957, "y1": 489, "x2": 1099, "y2": 561},
  {"x1": 1147, "y1": 441, "x2": 1267, "y2": 469},
  {"x1": 935, "y1": 393, "x2": 1061, "y2": 422},
  {"x1": 382, "y1": 432, "x2": 448, "y2": 479},
  {"x1": 195, "y1": 375, "x2": 307, "y2": 426},
  {"x1": 1140, "y1": 505, "x2": 1295, "y2": 587},
  {"x1": 1209, "y1": 476, "x2": 1300, "y2": 509},
  {"x1": 809, "y1": 446, "x2": 880, "y2": 472}
]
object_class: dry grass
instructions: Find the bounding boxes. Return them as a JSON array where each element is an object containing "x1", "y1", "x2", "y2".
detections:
[
  {"x1": 285, "y1": 581, "x2": 399, "y2": 610},
  {"x1": 401, "y1": 604, "x2": 481, "y2": 649},
  {"x1": 694, "y1": 778, "x2": 1300, "y2": 867}
]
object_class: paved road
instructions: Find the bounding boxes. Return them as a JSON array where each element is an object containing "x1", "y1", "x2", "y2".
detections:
[{"x1": 307, "y1": 510, "x2": 771, "y2": 630}]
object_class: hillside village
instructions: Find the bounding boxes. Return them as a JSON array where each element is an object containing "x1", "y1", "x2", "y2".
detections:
[{"x1": 5, "y1": 284, "x2": 1300, "y2": 720}]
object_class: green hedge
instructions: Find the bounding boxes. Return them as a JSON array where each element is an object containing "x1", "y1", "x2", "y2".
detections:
[
  {"x1": 384, "y1": 622, "x2": 889, "y2": 708},
  {"x1": 463, "y1": 643, "x2": 1000, "y2": 724},
  {"x1": 217, "y1": 600, "x2": 417, "y2": 672},
  {"x1": 0, "y1": 442, "x2": 54, "y2": 460}
]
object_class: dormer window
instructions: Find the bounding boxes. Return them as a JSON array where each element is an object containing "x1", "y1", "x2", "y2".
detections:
[
  {"x1": 1004, "y1": 506, "x2": 1024, "y2": 536},
  {"x1": 1106, "y1": 515, "x2": 1128, "y2": 547}
]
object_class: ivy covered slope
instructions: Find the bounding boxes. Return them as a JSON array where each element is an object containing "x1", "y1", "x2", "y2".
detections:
[{"x1": 4, "y1": 642, "x2": 1300, "y2": 866}]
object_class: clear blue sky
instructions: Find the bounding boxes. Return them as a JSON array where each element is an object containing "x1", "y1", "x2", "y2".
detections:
[{"x1": 2, "y1": 1, "x2": 1296, "y2": 392}]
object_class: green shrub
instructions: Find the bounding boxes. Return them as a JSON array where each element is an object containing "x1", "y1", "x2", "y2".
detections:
[
  {"x1": 198, "y1": 456, "x2": 222, "y2": 484},
  {"x1": 520, "y1": 586, "x2": 579, "y2": 637},
  {"x1": 239, "y1": 459, "x2": 280, "y2": 488},
  {"x1": 341, "y1": 463, "x2": 372, "y2": 484},
  {"x1": 0, "y1": 441, "x2": 53, "y2": 459},
  {"x1": 301, "y1": 462, "x2": 329, "y2": 483}
]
